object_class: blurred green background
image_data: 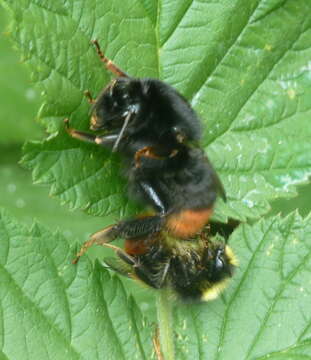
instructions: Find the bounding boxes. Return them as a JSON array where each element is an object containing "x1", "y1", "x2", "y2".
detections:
[
  {"x1": 0, "y1": 8, "x2": 156, "y2": 315},
  {"x1": 0, "y1": 8, "x2": 310, "y2": 317}
]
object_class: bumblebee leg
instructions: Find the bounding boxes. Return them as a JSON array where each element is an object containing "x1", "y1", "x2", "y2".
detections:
[
  {"x1": 104, "y1": 246, "x2": 161, "y2": 289},
  {"x1": 134, "y1": 146, "x2": 164, "y2": 168},
  {"x1": 64, "y1": 118, "x2": 118, "y2": 148},
  {"x1": 134, "y1": 146, "x2": 179, "y2": 170},
  {"x1": 103, "y1": 246, "x2": 167, "y2": 291},
  {"x1": 92, "y1": 216, "x2": 165, "y2": 242},
  {"x1": 135, "y1": 260, "x2": 170, "y2": 289},
  {"x1": 72, "y1": 238, "x2": 97, "y2": 264},
  {"x1": 112, "y1": 246, "x2": 136, "y2": 266},
  {"x1": 134, "y1": 261, "x2": 170, "y2": 289},
  {"x1": 92, "y1": 40, "x2": 129, "y2": 78},
  {"x1": 101, "y1": 243, "x2": 136, "y2": 265},
  {"x1": 158, "y1": 261, "x2": 170, "y2": 288},
  {"x1": 84, "y1": 90, "x2": 96, "y2": 104},
  {"x1": 72, "y1": 225, "x2": 120, "y2": 264},
  {"x1": 133, "y1": 266, "x2": 159, "y2": 288},
  {"x1": 102, "y1": 243, "x2": 168, "y2": 290},
  {"x1": 73, "y1": 216, "x2": 164, "y2": 264}
]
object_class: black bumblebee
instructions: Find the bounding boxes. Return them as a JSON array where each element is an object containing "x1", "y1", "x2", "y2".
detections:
[
  {"x1": 66, "y1": 40, "x2": 226, "y2": 258},
  {"x1": 98, "y1": 228, "x2": 237, "y2": 302}
]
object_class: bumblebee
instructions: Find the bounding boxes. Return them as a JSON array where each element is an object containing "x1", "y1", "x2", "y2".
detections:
[
  {"x1": 65, "y1": 40, "x2": 226, "y2": 252},
  {"x1": 97, "y1": 229, "x2": 237, "y2": 302}
]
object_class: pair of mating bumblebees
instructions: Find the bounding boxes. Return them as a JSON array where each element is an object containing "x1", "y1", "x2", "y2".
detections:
[{"x1": 65, "y1": 40, "x2": 238, "y2": 302}]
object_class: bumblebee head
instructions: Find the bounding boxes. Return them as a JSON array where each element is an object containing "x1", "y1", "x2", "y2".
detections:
[
  {"x1": 102, "y1": 235, "x2": 238, "y2": 304},
  {"x1": 165, "y1": 239, "x2": 238, "y2": 303},
  {"x1": 90, "y1": 78, "x2": 142, "y2": 132},
  {"x1": 200, "y1": 242, "x2": 238, "y2": 301}
]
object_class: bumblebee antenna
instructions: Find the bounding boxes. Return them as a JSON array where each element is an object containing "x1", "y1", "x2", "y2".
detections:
[{"x1": 112, "y1": 109, "x2": 135, "y2": 152}]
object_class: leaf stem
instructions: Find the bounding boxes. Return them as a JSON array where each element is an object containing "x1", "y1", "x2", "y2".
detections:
[{"x1": 156, "y1": 290, "x2": 175, "y2": 360}]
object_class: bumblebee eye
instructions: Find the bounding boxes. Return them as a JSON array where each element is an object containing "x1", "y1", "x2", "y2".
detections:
[
  {"x1": 215, "y1": 256, "x2": 224, "y2": 271},
  {"x1": 215, "y1": 249, "x2": 225, "y2": 271},
  {"x1": 122, "y1": 94, "x2": 129, "y2": 100},
  {"x1": 113, "y1": 101, "x2": 118, "y2": 108}
]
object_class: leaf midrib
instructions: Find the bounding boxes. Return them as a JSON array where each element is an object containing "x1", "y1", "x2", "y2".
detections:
[{"x1": 215, "y1": 219, "x2": 276, "y2": 360}]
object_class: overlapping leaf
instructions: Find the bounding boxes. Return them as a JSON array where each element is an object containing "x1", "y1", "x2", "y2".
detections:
[
  {"x1": 0, "y1": 209, "x2": 154, "y2": 360},
  {"x1": 2, "y1": 0, "x2": 311, "y2": 221},
  {"x1": 1, "y1": 209, "x2": 310, "y2": 359},
  {"x1": 0, "y1": 9, "x2": 42, "y2": 143},
  {"x1": 174, "y1": 212, "x2": 311, "y2": 359}
]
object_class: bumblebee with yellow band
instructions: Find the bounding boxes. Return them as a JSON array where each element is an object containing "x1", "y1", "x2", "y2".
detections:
[
  {"x1": 103, "y1": 229, "x2": 238, "y2": 302},
  {"x1": 66, "y1": 39, "x2": 238, "y2": 302},
  {"x1": 73, "y1": 223, "x2": 237, "y2": 302}
]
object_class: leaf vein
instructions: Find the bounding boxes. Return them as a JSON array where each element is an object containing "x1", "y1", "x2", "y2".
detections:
[
  {"x1": 161, "y1": 0, "x2": 194, "y2": 46},
  {"x1": 231, "y1": 108, "x2": 311, "y2": 134},
  {"x1": 207, "y1": 24, "x2": 308, "y2": 146},
  {"x1": 155, "y1": 0, "x2": 161, "y2": 77},
  {"x1": 190, "y1": 0, "x2": 262, "y2": 105},
  {"x1": 96, "y1": 274, "x2": 127, "y2": 360},
  {"x1": 0, "y1": 263, "x2": 80, "y2": 359},
  {"x1": 0, "y1": 350, "x2": 10, "y2": 360},
  {"x1": 245, "y1": 231, "x2": 311, "y2": 357},
  {"x1": 220, "y1": 164, "x2": 311, "y2": 175},
  {"x1": 255, "y1": 339, "x2": 311, "y2": 359},
  {"x1": 128, "y1": 298, "x2": 148, "y2": 360},
  {"x1": 215, "y1": 218, "x2": 277, "y2": 360},
  {"x1": 32, "y1": 230, "x2": 73, "y2": 342}
]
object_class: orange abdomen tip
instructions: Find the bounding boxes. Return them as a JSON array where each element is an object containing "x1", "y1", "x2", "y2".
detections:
[{"x1": 167, "y1": 208, "x2": 213, "y2": 238}]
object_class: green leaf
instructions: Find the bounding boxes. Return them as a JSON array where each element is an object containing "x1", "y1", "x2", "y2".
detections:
[
  {"x1": 0, "y1": 145, "x2": 115, "y2": 244},
  {"x1": 174, "y1": 212, "x2": 311, "y2": 359},
  {"x1": 0, "y1": 7, "x2": 42, "y2": 144},
  {"x1": 1, "y1": 209, "x2": 311, "y2": 359},
  {"x1": 2, "y1": 0, "x2": 311, "y2": 221},
  {"x1": 0, "y1": 209, "x2": 154, "y2": 360}
]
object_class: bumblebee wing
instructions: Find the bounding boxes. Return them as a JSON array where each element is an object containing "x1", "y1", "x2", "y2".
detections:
[
  {"x1": 103, "y1": 257, "x2": 134, "y2": 278},
  {"x1": 103, "y1": 257, "x2": 158, "y2": 289},
  {"x1": 205, "y1": 155, "x2": 227, "y2": 202},
  {"x1": 134, "y1": 264, "x2": 167, "y2": 289}
]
